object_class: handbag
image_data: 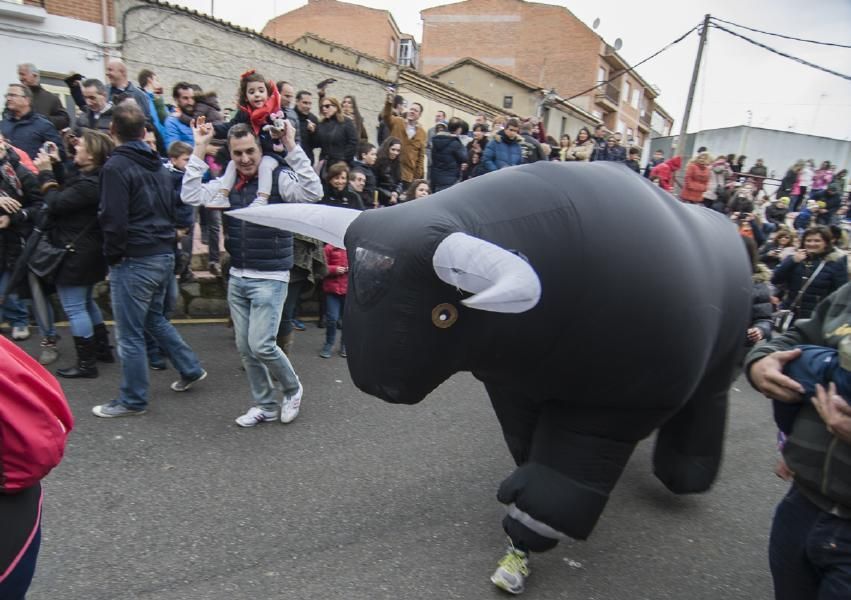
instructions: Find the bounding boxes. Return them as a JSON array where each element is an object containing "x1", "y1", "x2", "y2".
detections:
[
  {"x1": 771, "y1": 260, "x2": 826, "y2": 333},
  {"x1": 28, "y1": 219, "x2": 97, "y2": 282}
]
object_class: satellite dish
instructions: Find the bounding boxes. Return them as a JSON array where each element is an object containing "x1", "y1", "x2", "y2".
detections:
[
  {"x1": 613, "y1": 38, "x2": 623, "y2": 51},
  {"x1": 592, "y1": 17, "x2": 600, "y2": 30}
]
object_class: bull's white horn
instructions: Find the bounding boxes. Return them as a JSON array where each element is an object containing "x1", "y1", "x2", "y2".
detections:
[
  {"x1": 432, "y1": 232, "x2": 541, "y2": 313},
  {"x1": 228, "y1": 203, "x2": 360, "y2": 248}
]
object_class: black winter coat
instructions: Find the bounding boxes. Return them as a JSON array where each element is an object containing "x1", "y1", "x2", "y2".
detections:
[
  {"x1": 39, "y1": 168, "x2": 107, "y2": 286},
  {"x1": 374, "y1": 158, "x2": 401, "y2": 206},
  {"x1": 0, "y1": 152, "x2": 42, "y2": 273},
  {"x1": 316, "y1": 118, "x2": 358, "y2": 166},
  {"x1": 429, "y1": 133, "x2": 467, "y2": 189},
  {"x1": 772, "y1": 250, "x2": 848, "y2": 319}
]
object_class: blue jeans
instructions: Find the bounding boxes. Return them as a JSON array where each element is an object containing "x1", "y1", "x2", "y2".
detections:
[
  {"x1": 0, "y1": 270, "x2": 30, "y2": 328},
  {"x1": 769, "y1": 486, "x2": 851, "y2": 600},
  {"x1": 56, "y1": 284, "x2": 103, "y2": 338},
  {"x1": 324, "y1": 293, "x2": 345, "y2": 347},
  {"x1": 200, "y1": 208, "x2": 221, "y2": 264},
  {"x1": 145, "y1": 274, "x2": 178, "y2": 362},
  {"x1": 109, "y1": 254, "x2": 203, "y2": 410},
  {"x1": 279, "y1": 277, "x2": 306, "y2": 337},
  {"x1": 228, "y1": 275, "x2": 299, "y2": 411}
]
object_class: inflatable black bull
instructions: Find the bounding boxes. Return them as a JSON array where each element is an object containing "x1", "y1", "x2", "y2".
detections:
[{"x1": 232, "y1": 161, "x2": 751, "y2": 552}]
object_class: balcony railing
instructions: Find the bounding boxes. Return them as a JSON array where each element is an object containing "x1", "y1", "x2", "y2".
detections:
[{"x1": 595, "y1": 82, "x2": 620, "y2": 107}]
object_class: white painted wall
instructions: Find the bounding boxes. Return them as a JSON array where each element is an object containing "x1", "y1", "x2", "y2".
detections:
[{"x1": 0, "y1": 2, "x2": 115, "y2": 105}]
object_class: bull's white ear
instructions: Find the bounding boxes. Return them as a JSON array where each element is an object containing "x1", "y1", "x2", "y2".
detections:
[
  {"x1": 432, "y1": 232, "x2": 541, "y2": 313},
  {"x1": 228, "y1": 204, "x2": 360, "y2": 248}
]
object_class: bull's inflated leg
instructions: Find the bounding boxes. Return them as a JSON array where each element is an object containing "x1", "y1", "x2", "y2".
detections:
[
  {"x1": 485, "y1": 382, "x2": 543, "y2": 466},
  {"x1": 493, "y1": 401, "x2": 637, "y2": 552},
  {"x1": 652, "y1": 361, "x2": 732, "y2": 494}
]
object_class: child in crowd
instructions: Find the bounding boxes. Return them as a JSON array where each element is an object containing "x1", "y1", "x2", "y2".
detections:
[
  {"x1": 164, "y1": 141, "x2": 195, "y2": 283},
  {"x1": 211, "y1": 70, "x2": 287, "y2": 207},
  {"x1": 319, "y1": 243, "x2": 348, "y2": 359},
  {"x1": 793, "y1": 199, "x2": 819, "y2": 234},
  {"x1": 351, "y1": 142, "x2": 377, "y2": 206},
  {"x1": 775, "y1": 337, "x2": 851, "y2": 435},
  {"x1": 624, "y1": 147, "x2": 641, "y2": 173},
  {"x1": 402, "y1": 179, "x2": 430, "y2": 201}
]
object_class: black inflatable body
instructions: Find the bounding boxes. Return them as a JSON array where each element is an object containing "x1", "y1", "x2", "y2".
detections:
[{"x1": 233, "y1": 161, "x2": 752, "y2": 552}]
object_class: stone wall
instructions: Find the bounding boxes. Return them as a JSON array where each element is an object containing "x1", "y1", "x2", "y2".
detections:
[{"x1": 116, "y1": 0, "x2": 390, "y2": 143}]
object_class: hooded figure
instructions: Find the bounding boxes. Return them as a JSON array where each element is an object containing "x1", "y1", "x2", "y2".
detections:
[{"x1": 650, "y1": 156, "x2": 682, "y2": 192}]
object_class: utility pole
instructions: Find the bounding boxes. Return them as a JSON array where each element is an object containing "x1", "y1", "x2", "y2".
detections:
[{"x1": 676, "y1": 14, "x2": 710, "y2": 161}]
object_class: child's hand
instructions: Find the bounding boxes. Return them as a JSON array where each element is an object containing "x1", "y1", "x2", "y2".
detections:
[{"x1": 191, "y1": 116, "x2": 214, "y2": 148}]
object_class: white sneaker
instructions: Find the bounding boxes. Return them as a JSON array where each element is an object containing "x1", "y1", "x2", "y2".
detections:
[
  {"x1": 207, "y1": 192, "x2": 231, "y2": 208},
  {"x1": 248, "y1": 196, "x2": 269, "y2": 208},
  {"x1": 11, "y1": 326, "x2": 30, "y2": 341},
  {"x1": 280, "y1": 379, "x2": 303, "y2": 424},
  {"x1": 235, "y1": 406, "x2": 278, "y2": 428}
]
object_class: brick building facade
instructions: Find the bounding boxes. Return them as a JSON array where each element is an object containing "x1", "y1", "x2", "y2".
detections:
[
  {"x1": 22, "y1": 0, "x2": 114, "y2": 25},
  {"x1": 262, "y1": 0, "x2": 416, "y2": 67},
  {"x1": 420, "y1": 0, "x2": 673, "y2": 147}
]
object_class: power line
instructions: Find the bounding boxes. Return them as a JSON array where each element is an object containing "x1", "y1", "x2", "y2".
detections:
[
  {"x1": 711, "y1": 16, "x2": 851, "y2": 49},
  {"x1": 566, "y1": 24, "x2": 700, "y2": 101},
  {"x1": 711, "y1": 23, "x2": 851, "y2": 81}
]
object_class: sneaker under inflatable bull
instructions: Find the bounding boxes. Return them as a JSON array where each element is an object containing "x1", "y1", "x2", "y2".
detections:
[{"x1": 230, "y1": 161, "x2": 752, "y2": 554}]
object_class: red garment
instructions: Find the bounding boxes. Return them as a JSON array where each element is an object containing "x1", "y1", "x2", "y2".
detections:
[
  {"x1": 650, "y1": 156, "x2": 682, "y2": 192},
  {"x1": 238, "y1": 82, "x2": 281, "y2": 135},
  {"x1": 681, "y1": 162, "x2": 710, "y2": 203},
  {"x1": 11, "y1": 145, "x2": 37, "y2": 174},
  {"x1": 323, "y1": 244, "x2": 349, "y2": 296}
]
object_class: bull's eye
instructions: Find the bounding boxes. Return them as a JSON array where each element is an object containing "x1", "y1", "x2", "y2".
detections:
[{"x1": 431, "y1": 303, "x2": 458, "y2": 329}]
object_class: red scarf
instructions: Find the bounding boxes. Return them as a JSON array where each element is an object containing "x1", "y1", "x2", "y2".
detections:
[{"x1": 239, "y1": 82, "x2": 281, "y2": 135}]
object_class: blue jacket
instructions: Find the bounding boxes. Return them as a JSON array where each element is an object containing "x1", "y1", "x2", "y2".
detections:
[
  {"x1": 163, "y1": 116, "x2": 194, "y2": 151},
  {"x1": 482, "y1": 131, "x2": 522, "y2": 173},
  {"x1": 224, "y1": 168, "x2": 295, "y2": 271},
  {"x1": 0, "y1": 110, "x2": 64, "y2": 159},
  {"x1": 98, "y1": 141, "x2": 177, "y2": 264}
]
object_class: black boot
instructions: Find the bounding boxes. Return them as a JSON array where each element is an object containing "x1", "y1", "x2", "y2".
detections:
[
  {"x1": 93, "y1": 323, "x2": 115, "y2": 363},
  {"x1": 57, "y1": 336, "x2": 99, "y2": 379}
]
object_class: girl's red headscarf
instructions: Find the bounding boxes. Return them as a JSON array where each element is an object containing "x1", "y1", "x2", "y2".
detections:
[{"x1": 238, "y1": 71, "x2": 281, "y2": 135}]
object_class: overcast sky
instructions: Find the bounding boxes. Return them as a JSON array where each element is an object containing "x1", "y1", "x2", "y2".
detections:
[{"x1": 175, "y1": 0, "x2": 851, "y2": 140}]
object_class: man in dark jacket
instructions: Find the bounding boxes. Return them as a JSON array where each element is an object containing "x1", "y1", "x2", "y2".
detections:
[
  {"x1": 1, "y1": 84, "x2": 63, "y2": 159},
  {"x1": 105, "y1": 59, "x2": 151, "y2": 120},
  {"x1": 182, "y1": 118, "x2": 322, "y2": 428},
  {"x1": 66, "y1": 77, "x2": 113, "y2": 133},
  {"x1": 429, "y1": 119, "x2": 468, "y2": 192},
  {"x1": 518, "y1": 119, "x2": 546, "y2": 164},
  {"x1": 482, "y1": 118, "x2": 523, "y2": 173},
  {"x1": 596, "y1": 134, "x2": 626, "y2": 162},
  {"x1": 643, "y1": 149, "x2": 665, "y2": 178},
  {"x1": 17, "y1": 63, "x2": 69, "y2": 131},
  {"x1": 92, "y1": 102, "x2": 206, "y2": 418},
  {"x1": 294, "y1": 90, "x2": 319, "y2": 161},
  {"x1": 746, "y1": 284, "x2": 851, "y2": 600},
  {"x1": 590, "y1": 125, "x2": 609, "y2": 161}
]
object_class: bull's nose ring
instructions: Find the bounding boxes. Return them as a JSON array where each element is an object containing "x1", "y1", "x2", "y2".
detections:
[{"x1": 431, "y1": 303, "x2": 458, "y2": 328}]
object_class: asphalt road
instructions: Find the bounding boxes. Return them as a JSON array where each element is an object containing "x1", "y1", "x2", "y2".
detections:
[{"x1": 20, "y1": 322, "x2": 782, "y2": 600}]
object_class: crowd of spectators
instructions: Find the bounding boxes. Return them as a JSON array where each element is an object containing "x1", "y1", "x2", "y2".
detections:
[{"x1": 1, "y1": 57, "x2": 851, "y2": 599}]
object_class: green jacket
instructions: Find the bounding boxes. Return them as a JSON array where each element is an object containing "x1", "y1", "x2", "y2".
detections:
[{"x1": 746, "y1": 283, "x2": 851, "y2": 513}]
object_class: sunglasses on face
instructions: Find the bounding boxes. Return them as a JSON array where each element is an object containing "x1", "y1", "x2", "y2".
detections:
[{"x1": 321, "y1": 104, "x2": 332, "y2": 109}]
